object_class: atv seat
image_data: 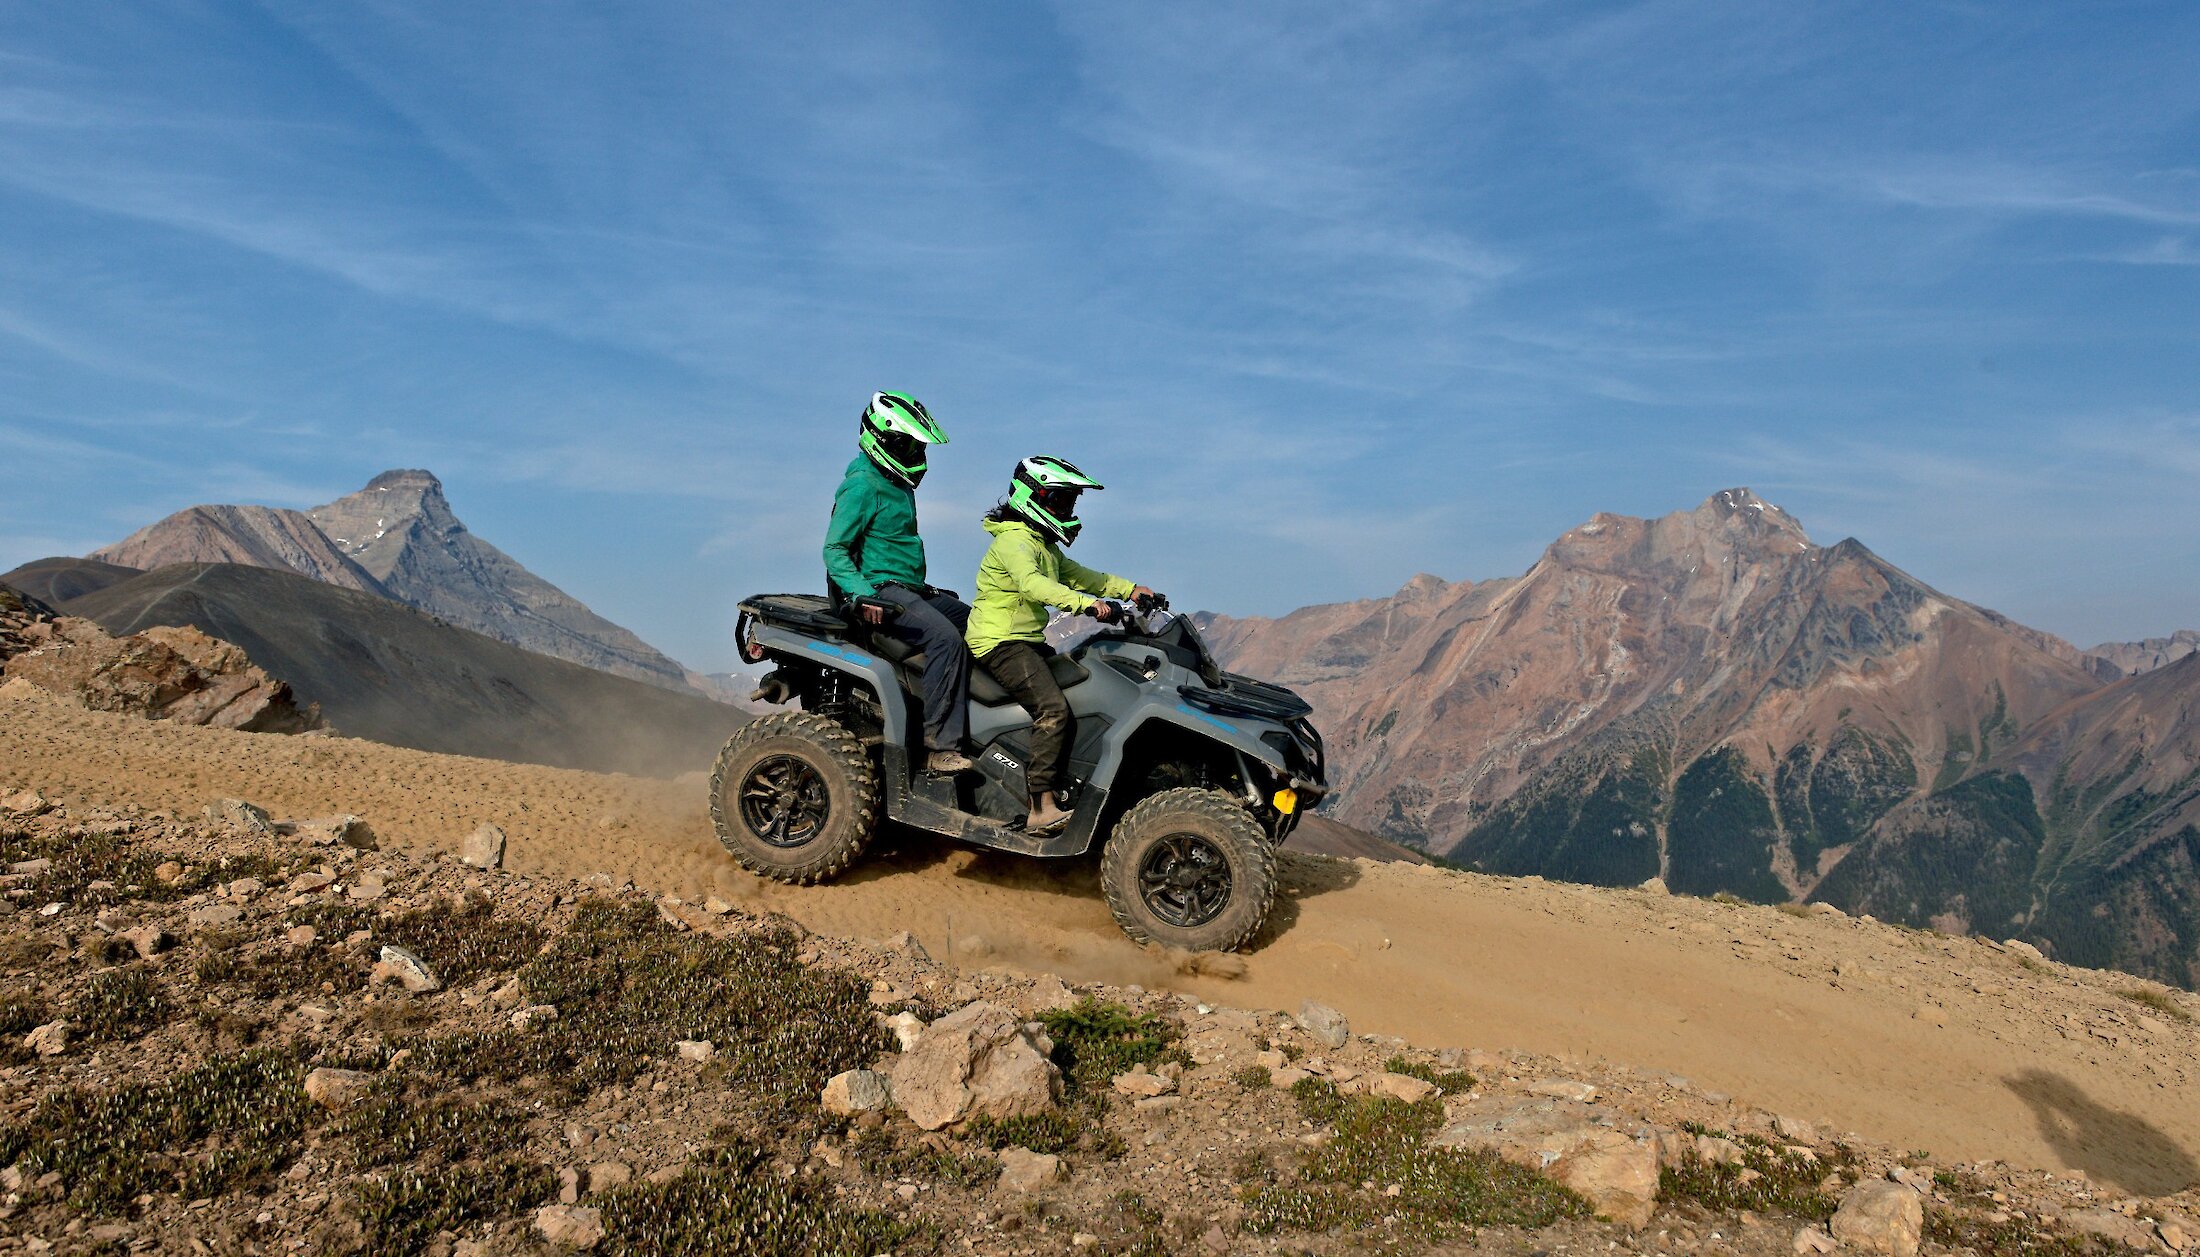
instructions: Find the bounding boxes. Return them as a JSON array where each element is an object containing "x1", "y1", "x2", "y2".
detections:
[{"x1": 865, "y1": 632, "x2": 1087, "y2": 706}]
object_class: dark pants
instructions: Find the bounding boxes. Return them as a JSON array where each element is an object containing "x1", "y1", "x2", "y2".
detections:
[
  {"x1": 874, "y1": 584, "x2": 970, "y2": 751},
  {"x1": 980, "y1": 640, "x2": 1071, "y2": 794}
]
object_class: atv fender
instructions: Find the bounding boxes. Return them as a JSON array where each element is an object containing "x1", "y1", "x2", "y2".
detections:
[
  {"x1": 747, "y1": 621, "x2": 914, "y2": 737},
  {"x1": 1089, "y1": 702, "x2": 1293, "y2": 802}
]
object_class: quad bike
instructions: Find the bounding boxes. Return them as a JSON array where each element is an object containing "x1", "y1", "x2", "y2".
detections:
[{"x1": 712, "y1": 591, "x2": 1328, "y2": 952}]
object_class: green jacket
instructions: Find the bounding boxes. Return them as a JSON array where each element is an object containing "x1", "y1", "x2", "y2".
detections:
[
  {"x1": 966, "y1": 518, "x2": 1136, "y2": 658},
  {"x1": 822, "y1": 455, "x2": 926, "y2": 598}
]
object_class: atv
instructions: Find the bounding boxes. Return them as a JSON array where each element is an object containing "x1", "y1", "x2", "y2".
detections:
[{"x1": 712, "y1": 591, "x2": 1328, "y2": 952}]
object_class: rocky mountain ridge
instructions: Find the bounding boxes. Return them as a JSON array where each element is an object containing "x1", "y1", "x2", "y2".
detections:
[
  {"x1": 1202, "y1": 488, "x2": 2200, "y2": 987},
  {"x1": 2088, "y1": 630, "x2": 2200, "y2": 680},
  {"x1": 76, "y1": 470, "x2": 694, "y2": 692}
]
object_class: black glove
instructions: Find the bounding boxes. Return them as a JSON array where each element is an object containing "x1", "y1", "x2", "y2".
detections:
[{"x1": 1090, "y1": 601, "x2": 1120, "y2": 624}]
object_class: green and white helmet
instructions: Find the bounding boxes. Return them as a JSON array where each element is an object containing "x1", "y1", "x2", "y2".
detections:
[
  {"x1": 858, "y1": 391, "x2": 948, "y2": 487},
  {"x1": 1008, "y1": 455, "x2": 1104, "y2": 546}
]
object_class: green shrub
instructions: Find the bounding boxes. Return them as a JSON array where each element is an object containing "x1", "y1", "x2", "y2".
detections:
[
  {"x1": 1243, "y1": 1080, "x2": 1589, "y2": 1238},
  {"x1": 1233, "y1": 1065, "x2": 1272, "y2": 1090},
  {"x1": 1383, "y1": 1055, "x2": 1476, "y2": 1094},
  {"x1": 1034, "y1": 998, "x2": 1186, "y2": 1092},
  {"x1": 70, "y1": 968, "x2": 172, "y2": 1043},
  {"x1": 0, "y1": 1048, "x2": 307, "y2": 1213},
  {"x1": 595, "y1": 1144, "x2": 919, "y2": 1255},
  {"x1": 1659, "y1": 1125, "x2": 1855, "y2": 1221},
  {"x1": 1924, "y1": 1209, "x2": 2098, "y2": 1257},
  {"x1": 376, "y1": 894, "x2": 546, "y2": 985},
  {"x1": 353, "y1": 1159, "x2": 558, "y2": 1252}
]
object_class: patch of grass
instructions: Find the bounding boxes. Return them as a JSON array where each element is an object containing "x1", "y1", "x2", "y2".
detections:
[
  {"x1": 595, "y1": 1143, "x2": 921, "y2": 1255},
  {"x1": 1036, "y1": 998, "x2": 1189, "y2": 1092},
  {"x1": 963, "y1": 1109, "x2": 1088, "y2": 1156},
  {"x1": 376, "y1": 893, "x2": 546, "y2": 985},
  {"x1": 2119, "y1": 987, "x2": 2192, "y2": 1023},
  {"x1": 333, "y1": 1083, "x2": 531, "y2": 1170},
  {"x1": 1660, "y1": 1126, "x2": 1856, "y2": 1221},
  {"x1": 1242, "y1": 1079, "x2": 1590, "y2": 1239},
  {"x1": 413, "y1": 899, "x2": 885, "y2": 1106},
  {"x1": 1711, "y1": 891, "x2": 1745, "y2": 906},
  {"x1": 353, "y1": 1158, "x2": 558, "y2": 1253},
  {"x1": 1233, "y1": 1065, "x2": 1272, "y2": 1090},
  {"x1": 0, "y1": 826, "x2": 190, "y2": 907},
  {"x1": 196, "y1": 940, "x2": 365, "y2": 998},
  {"x1": 70, "y1": 967, "x2": 172, "y2": 1043},
  {"x1": 0, "y1": 1048, "x2": 308, "y2": 1213},
  {"x1": 1777, "y1": 902, "x2": 1812, "y2": 918},
  {"x1": 285, "y1": 899, "x2": 380, "y2": 939},
  {"x1": 846, "y1": 1128, "x2": 998, "y2": 1189},
  {"x1": 1383, "y1": 1055, "x2": 1476, "y2": 1095},
  {"x1": 1925, "y1": 1209, "x2": 2099, "y2": 1257},
  {"x1": 0, "y1": 989, "x2": 49, "y2": 1067}
]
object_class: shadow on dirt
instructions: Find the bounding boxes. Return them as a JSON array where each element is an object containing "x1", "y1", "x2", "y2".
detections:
[{"x1": 2005, "y1": 1069, "x2": 2200, "y2": 1196}]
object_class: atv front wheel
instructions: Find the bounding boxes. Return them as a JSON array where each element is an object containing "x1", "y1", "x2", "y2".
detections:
[
  {"x1": 709, "y1": 712, "x2": 878, "y2": 883},
  {"x1": 1101, "y1": 787, "x2": 1277, "y2": 952}
]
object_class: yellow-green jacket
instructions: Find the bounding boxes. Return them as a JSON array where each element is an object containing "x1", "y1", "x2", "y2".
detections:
[{"x1": 966, "y1": 518, "x2": 1136, "y2": 658}]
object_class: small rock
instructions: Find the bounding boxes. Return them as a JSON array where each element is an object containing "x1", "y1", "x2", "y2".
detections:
[
  {"x1": 884, "y1": 1010, "x2": 926, "y2": 1051},
  {"x1": 205, "y1": 799, "x2": 273, "y2": 834},
  {"x1": 118, "y1": 923, "x2": 173, "y2": 959},
  {"x1": 996, "y1": 1146, "x2": 1065, "y2": 1193},
  {"x1": 293, "y1": 814, "x2": 377, "y2": 850},
  {"x1": 188, "y1": 903, "x2": 243, "y2": 928},
  {"x1": 1794, "y1": 1225, "x2": 1838, "y2": 1253},
  {"x1": 558, "y1": 1166, "x2": 580, "y2": 1204},
  {"x1": 533, "y1": 1204, "x2": 604, "y2": 1249},
  {"x1": 1830, "y1": 1180, "x2": 1924, "y2": 1257},
  {"x1": 1810, "y1": 902, "x2": 1846, "y2": 917},
  {"x1": 2064, "y1": 1208, "x2": 2158, "y2": 1251},
  {"x1": 1524, "y1": 1079, "x2": 1600, "y2": 1102},
  {"x1": 1071, "y1": 1234, "x2": 1098, "y2": 1249},
  {"x1": 1696, "y1": 1134, "x2": 1746, "y2": 1165},
  {"x1": 1113, "y1": 1069, "x2": 1175, "y2": 1098},
  {"x1": 25, "y1": 1020, "x2": 69, "y2": 1057},
  {"x1": 291, "y1": 870, "x2": 336, "y2": 893},
  {"x1": 348, "y1": 871, "x2": 387, "y2": 902},
  {"x1": 1773, "y1": 1114, "x2": 1818, "y2": 1144},
  {"x1": 154, "y1": 860, "x2": 184, "y2": 884},
  {"x1": 676, "y1": 1039, "x2": 716, "y2": 1064},
  {"x1": 1269, "y1": 1066, "x2": 1311, "y2": 1090},
  {"x1": 2001, "y1": 939, "x2": 2045, "y2": 962},
  {"x1": 1297, "y1": 1000, "x2": 1349, "y2": 1049},
  {"x1": 1372, "y1": 1071, "x2": 1438, "y2": 1104},
  {"x1": 889, "y1": 1001, "x2": 1059, "y2": 1131},
  {"x1": 372, "y1": 944, "x2": 442, "y2": 993},
  {"x1": 9, "y1": 857, "x2": 55, "y2": 875},
  {"x1": 491, "y1": 978, "x2": 526, "y2": 1008},
  {"x1": 511, "y1": 1004, "x2": 559, "y2": 1031},
  {"x1": 886, "y1": 929, "x2": 931, "y2": 960},
  {"x1": 703, "y1": 896, "x2": 735, "y2": 915},
  {"x1": 1639, "y1": 876, "x2": 1669, "y2": 894},
  {"x1": 1202, "y1": 1225, "x2": 1231, "y2": 1255},
  {"x1": 1134, "y1": 1095, "x2": 1183, "y2": 1114},
  {"x1": 821, "y1": 1068, "x2": 893, "y2": 1116},
  {"x1": 286, "y1": 925, "x2": 318, "y2": 947},
  {"x1": 585, "y1": 1162, "x2": 631, "y2": 1192},
  {"x1": 225, "y1": 877, "x2": 264, "y2": 900},
  {"x1": 461, "y1": 824, "x2": 506, "y2": 870},
  {"x1": 2, "y1": 789, "x2": 52, "y2": 815},
  {"x1": 303, "y1": 1068, "x2": 376, "y2": 1111}
]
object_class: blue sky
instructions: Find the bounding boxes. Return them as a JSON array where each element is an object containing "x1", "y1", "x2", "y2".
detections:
[{"x1": 2, "y1": 2, "x2": 2196, "y2": 670}]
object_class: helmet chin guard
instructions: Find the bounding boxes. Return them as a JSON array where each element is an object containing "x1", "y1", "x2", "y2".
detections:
[{"x1": 1007, "y1": 455, "x2": 1103, "y2": 545}]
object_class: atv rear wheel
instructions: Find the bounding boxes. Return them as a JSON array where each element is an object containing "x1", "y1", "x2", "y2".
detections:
[
  {"x1": 709, "y1": 711, "x2": 878, "y2": 883},
  {"x1": 1101, "y1": 787, "x2": 1276, "y2": 952}
]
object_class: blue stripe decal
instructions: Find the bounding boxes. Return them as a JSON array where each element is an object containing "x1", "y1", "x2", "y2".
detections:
[
  {"x1": 1176, "y1": 702, "x2": 1236, "y2": 733},
  {"x1": 806, "y1": 641, "x2": 874, "y2": 666}
]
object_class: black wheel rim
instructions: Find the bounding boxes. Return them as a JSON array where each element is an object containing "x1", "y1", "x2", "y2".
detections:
[
  {"x1": 1137, "y1": 832, "x2": 1232, "y2": 929},
  {"x1": 737, "y1": 754, "x2": 831, "y2": 848}
]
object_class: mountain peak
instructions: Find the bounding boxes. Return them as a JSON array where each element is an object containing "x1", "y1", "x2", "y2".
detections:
[{"x1": 364, "y1": 468, "x2": 443, "y2": 493}]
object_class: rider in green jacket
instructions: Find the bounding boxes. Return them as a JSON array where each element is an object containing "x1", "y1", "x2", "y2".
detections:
[
  {"x1": 968, "y1": 455, "x2": 1157, "y2": 832},
  {"x1": 824, "y1": 392, "x2": 973, "y2": 774}
]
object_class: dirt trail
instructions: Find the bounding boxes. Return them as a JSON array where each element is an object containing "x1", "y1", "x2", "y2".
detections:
[{"x1": 6, "y1": 690, "x2": 2197, "y2": 1196}]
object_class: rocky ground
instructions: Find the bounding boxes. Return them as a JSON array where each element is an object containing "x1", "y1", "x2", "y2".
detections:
[{"x1": 2, "y1": 783, "x2": 2196, "y2": 1257}]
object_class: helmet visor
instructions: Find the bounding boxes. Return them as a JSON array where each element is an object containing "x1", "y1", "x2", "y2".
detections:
[
  {"x1": 1034, "y1": 486, "x2": 1081, "y2": 519},
  {"x1": 876, "y1": 430, "x2": 925, "y2": 467}
]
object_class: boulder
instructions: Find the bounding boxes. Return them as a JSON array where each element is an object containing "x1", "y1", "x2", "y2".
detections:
[
  {"x1": 1639, "y1": 876, "x2": 1670, "y2": 895},
  {"x1": 1, "y1": 789, "x2": 51, "y2": 816},
  {"x1": 189, "y1": 903, "x2": 243, "y2": 928},
  {"x1": 291, "y1": 815, "x2": 378, "y2": 851},
  {"x1": 585, "y1": 1162, "x2": 631, "y2": 1192},
  {"x1": 889, "y1": 1001, "x2": 1061, "y2": 1131},
  {"x1": 1297, "y1": 1000, "x2": 1350, "y2": 1049},
  {"x1": 533, "y1": 1204, "x2": 604, "y2": 1249},
  {"x1": 1435, "y1": 1096, "x2": 1661, "y2": 1228},
  {"x1": 461, "y1": 824, "x2": 506, "y2": 869},
  {"x1": 996, "y1": 1146, "x2": 1066, "y2": 1193},
  {"x1": 821, "y1": 1069, "x2": 893, "y2": 1116},
  {"x1": 117, "y1": 923, "x2": 172, "y2": 959},
  {"x1": 1524, "y1": 1079, "x2": 1599, "y2": 1102},
  {"x1": 1829, "y1": 1180, "x2": 1923, "y2": 1257},
  {"x1": 1793, "y1": 1226, "x2": 1838, "y2": 1253},
  {"x1": 303, "y1": 1067, "x2": 377, "y2": 1111},
  {"x1": 1, "y1": 615, "x2": 320, "y2": 732},
  {"x1": 206, "y1": 799, "x2": 274, "y2": 834},
  {"x1": 372, "y1": 944, "x2": 442, "y2": 993},
  {"x1": 883, "y1": 1010, "x2": 926, "y2": 1051},
  {"x1": 675, "y1": 1039, "x2": 716, "y2": 1064},
  {"x1": 2063, "y1": 1208, "x2": 2159, "y2": 1251},
  {"x1": 24, "y1": 1020, "x2": 69, "y2": 1057}
]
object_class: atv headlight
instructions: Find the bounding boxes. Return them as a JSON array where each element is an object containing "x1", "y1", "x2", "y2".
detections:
[{"x1": 1272, "y1": 788, "x2": 1298, "y2": 815}]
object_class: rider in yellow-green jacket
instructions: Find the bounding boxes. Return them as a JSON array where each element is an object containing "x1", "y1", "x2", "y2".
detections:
[{"x1": 968, "y1": 456, "x2": 1157, "y2": 833}]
